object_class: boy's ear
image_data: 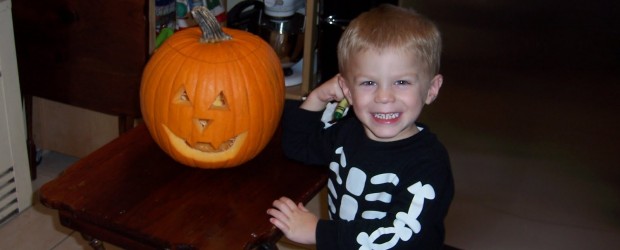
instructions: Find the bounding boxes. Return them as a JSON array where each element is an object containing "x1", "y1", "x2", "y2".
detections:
[
  {"x1": 337, "y1": 74, "x2": 353, "y2": 105},
  {"x1": 425, "y1": 74, "x2": 443, "y2": 105}
]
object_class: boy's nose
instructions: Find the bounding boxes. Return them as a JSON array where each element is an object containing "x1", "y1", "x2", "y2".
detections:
[{"x1": 374, "y1": 87, "x2": 395, "y2": 104}]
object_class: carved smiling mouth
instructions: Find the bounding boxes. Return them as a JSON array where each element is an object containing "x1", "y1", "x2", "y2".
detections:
[
  {"x1": 162, "y1": 125, "x2": 247, "y2": 161},
  {"x1": 191, "y1": 137, "x2": 237, "y2": 152}
]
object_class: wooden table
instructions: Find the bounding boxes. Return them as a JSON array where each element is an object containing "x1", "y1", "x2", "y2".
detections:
[{"x1": 39, "y1": 124, "x2": 328, "y2": 249}]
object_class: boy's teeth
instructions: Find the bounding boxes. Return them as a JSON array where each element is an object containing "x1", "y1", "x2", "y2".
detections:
[{"x1": 374, "y1": 113, "x2": 399, "y2": 120}]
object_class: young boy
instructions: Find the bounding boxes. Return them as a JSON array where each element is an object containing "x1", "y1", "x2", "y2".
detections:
[{"x1": 267, "y1": 4, "x2": 454, "y2": 249}]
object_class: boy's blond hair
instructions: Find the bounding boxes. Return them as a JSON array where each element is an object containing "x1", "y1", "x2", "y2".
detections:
[{"x1": 337, "y1": 4, "x2": 442, "y2": 78}]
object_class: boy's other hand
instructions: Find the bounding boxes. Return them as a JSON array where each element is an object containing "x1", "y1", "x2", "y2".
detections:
[
  {"x1": 267, "y1": 196, "x2": 318, "y2": 245},
  {"x1": 301, "y1": 75, "x2": 345, "y2": 112}
]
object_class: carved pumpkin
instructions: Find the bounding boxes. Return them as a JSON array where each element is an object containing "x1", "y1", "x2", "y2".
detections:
[{"x1": 140, "y1": 7, "x2": 285, "y2": 168}]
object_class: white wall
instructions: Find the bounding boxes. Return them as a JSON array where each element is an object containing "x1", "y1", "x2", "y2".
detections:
[{"x1": 0, "y1": 0, "x2": 33, "y2": 212}]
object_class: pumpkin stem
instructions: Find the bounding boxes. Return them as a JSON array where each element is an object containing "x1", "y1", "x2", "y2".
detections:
[{"x1": 191, "y1": 6, "x2": 231, "y2": 43}]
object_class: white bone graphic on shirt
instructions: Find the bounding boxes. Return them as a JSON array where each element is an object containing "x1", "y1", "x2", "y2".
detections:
[
  {"x1": 364, "y1": 173, "x2": 399, "y2": 204},
  {"x1": 327, "y1": 178, "x2": 337, "y2": 199},
  {"x1": 361, "y1": 210, "x2": 386, "y2": 219},
  {"x1": 326, "y1": 146, "x2": 436, "y2": 249},
  {"x1": 371, "y1": 173, "x2": 399, "y2": 186},
  {"x1": 340, "y1": 194, "x2": 358, "y2": 221},
  {"x1": 330, "y1": 161, "x2": 343, "y2": 185},
  {"x1": 327, "y1": 179, "x2": 337, "y2": 214},
  {"x1": 327, "y1": 146, "x2": 347, "y2": 215},
  {"x1": 357, "y1": 220, "x2": 411, "y2": 250},
  {"x1": 329, "y1": 147, "x2": 346, "y2": 185},
  {"x1": 359, "y1": 173, "x2": 398, "y2": 219},
  {"x1": 396, "y1": 182, "x2": 435, "y2": 233},
  {"x1": 336, "y1": 147, "x2": 347, "y2": 168},
  {"x1": 365, "y1": 192, "x2": 392, "y2": 203},
  {"x1": 346, "y1": 167, "x2": 366, "y2": 196},
  {"x1": 340, "y1": 167, "x2": 366, "y2": 220},
  {"x1": 356, "y1": 181, "x2": 435, "y2": 250}
]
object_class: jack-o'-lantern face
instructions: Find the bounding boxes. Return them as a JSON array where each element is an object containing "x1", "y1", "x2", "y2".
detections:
[
  {"x1": 162, "y1": 87, "x2": 250, "y2": 164},
  {"x1": 140, "y1": 13, "x2": 284, "y2": 169}
]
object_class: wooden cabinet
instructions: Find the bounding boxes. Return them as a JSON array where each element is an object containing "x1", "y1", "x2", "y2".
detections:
[
  {"x1": 12, "y1": 0, "x2": 149, "y2": 116},
  {"x1": 13, "y1": 0, "x2": 148, "y2": 116},
  {"x1": 12, "y1": 0, "x2": 150, "y2": 178}
]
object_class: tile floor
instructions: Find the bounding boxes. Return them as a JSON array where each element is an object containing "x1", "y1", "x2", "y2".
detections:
[{"x1": 0, "y1": 151, "x2": 124, "y2": 250}]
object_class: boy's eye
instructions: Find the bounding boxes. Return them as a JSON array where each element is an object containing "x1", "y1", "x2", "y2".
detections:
[
  {"x1": 360, "y1": 81, "x2": 376, "y2": 86},
  {"x1": 394, "y1": 80, "x2": 410, "y2": 85}
]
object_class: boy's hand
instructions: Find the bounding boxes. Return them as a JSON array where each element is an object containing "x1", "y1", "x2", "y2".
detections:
[
  {"x1": 301, "y1": 75, "x2": 345, "y2": 112},
  {"x1": 267, "y1": 196, "x2": 318, "y2": 245}
]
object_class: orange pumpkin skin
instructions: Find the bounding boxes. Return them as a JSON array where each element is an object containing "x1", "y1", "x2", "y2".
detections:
[{"x1": 140, "y1": 26, "x2": 285, "y2": 168}]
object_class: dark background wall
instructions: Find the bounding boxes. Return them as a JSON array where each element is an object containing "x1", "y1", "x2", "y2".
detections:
[{"x1": 405, "y1": 1, "x2": 619, "y2": 181}]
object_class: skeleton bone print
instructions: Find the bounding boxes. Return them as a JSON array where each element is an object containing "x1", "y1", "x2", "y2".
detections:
[{"x1": 327, "y1": 146, "x2": 436, "y2": 250}]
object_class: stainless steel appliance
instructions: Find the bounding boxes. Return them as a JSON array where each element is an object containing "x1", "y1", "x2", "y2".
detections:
[{"x1": 228, "y1": 0, "x2": 306, "y2": 86}]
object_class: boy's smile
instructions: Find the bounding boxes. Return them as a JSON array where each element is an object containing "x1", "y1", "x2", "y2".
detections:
[
  {"x1": 372, "y1": 112, "x2": 401, "y2": 124},
  {"x1": 339, "y1": 48, "x2": 443, "y2": 142}
]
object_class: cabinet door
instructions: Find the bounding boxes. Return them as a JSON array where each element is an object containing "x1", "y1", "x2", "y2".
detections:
[{"x1": 12, "y1": 0, "x2": 148, "y2": 116}]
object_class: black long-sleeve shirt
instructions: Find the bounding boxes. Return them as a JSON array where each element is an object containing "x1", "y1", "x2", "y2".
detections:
[{"x1": 282, "y1": 100, "x2": 454, "y2": 250}]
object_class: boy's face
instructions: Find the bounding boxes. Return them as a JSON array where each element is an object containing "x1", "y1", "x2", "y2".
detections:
[{"x1": 339, "y1": 48, "x2": 442, "y2": 142}]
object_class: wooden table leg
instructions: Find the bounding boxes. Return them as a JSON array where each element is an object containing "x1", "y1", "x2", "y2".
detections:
[
  {"x1": 118, "y1": 115, "x2": 136, "y2": 134},
  {"x1": 80, "y1": 233, "x2": 106, "y2": 250},
  {"x1": 260, "y1": 242, "x2": 279, "y2": 250}
]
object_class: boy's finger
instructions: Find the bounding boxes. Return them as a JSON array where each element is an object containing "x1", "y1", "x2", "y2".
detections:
[
  {"x1": 267, "y1": 208, "x2": 288, "y2": 221},
  {"x1": 269, "y1": 217, "x2": 290, "y2": 232},
  {"x1": 280, "y1": 197, "x2": 298, "y2": 209},
  {"x1": 298, "y1": 203, "x2": 309, "y2": 212},
  {"x1": 272, "y1": 200, "x2": 292, "y2": 214}
]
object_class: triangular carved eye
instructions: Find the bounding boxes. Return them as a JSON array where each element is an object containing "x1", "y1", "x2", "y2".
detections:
[
  {"x1": 175, "y1": 87, "x2": 191, "y2": 104},
  {"x1": 195, "y1": 118, "x2": 211, "y2": 133},
  {"x1": 209, "y1": 92, "x2": 229, "y2": 110}
]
